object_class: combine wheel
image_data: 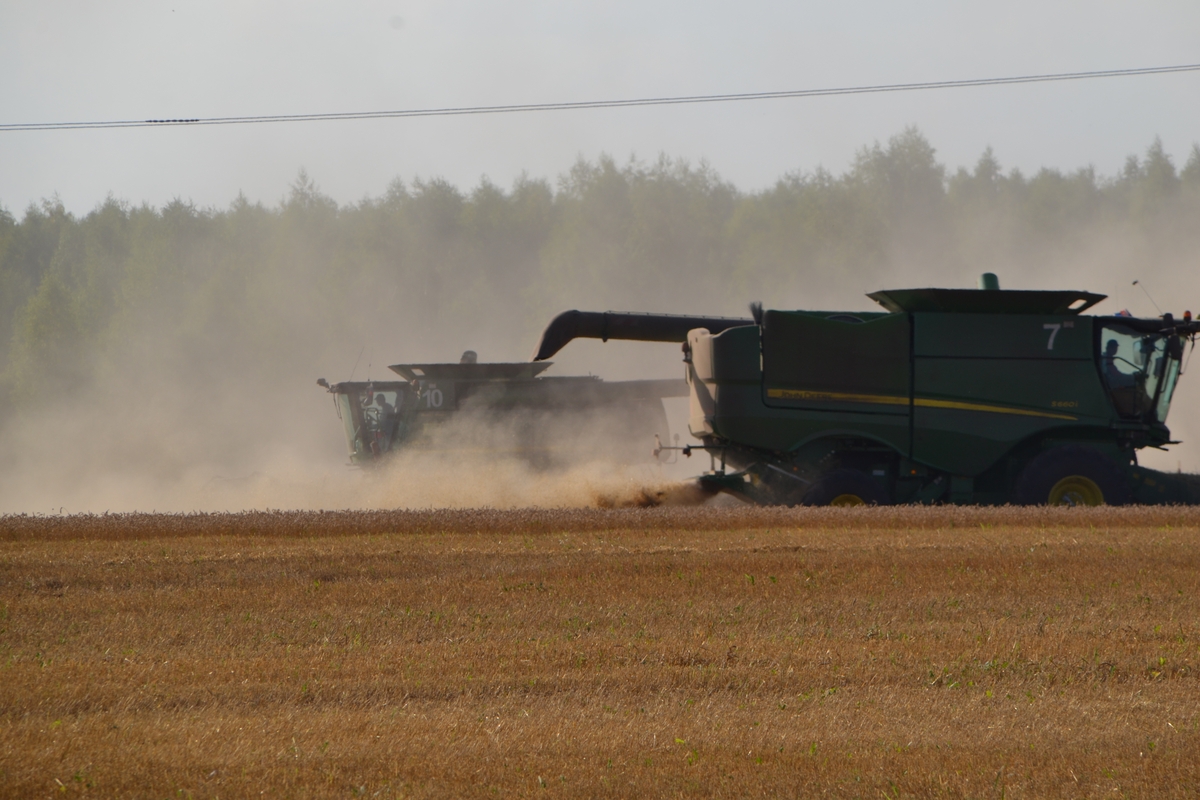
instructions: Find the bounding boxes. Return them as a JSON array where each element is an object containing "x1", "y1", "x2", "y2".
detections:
[
  {"x1": 802, "y1": 468, "x2": 889, "y2": 507},
  {"x1": 1012, "y1": 445, "x2": 1132, "y2": 506}
]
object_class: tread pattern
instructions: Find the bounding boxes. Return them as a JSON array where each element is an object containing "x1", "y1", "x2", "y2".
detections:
[{"x1": 1012, "y1": 445, "x2": 1133, "y2": 506}]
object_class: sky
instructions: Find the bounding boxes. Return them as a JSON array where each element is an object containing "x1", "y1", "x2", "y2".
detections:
[{"x1": 2, "y1": 0, "x2": 1199, "y2": 215}]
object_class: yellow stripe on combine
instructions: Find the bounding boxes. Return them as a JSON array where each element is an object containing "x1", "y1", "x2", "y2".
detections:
[
  {"x1": 913, "y1": 397, "x2": 1077, "y2": 420},
  {"x1": 767, "y1": 388, "x2": 908, "y2": 406},
  {"x1": 765, "y1": 388, "x2": 1077, "y2": 421}
]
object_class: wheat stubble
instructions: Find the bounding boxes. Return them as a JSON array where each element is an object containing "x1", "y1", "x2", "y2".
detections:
[{"x1": 1, "y1": 507, "x2": 1198, "y2": 797}]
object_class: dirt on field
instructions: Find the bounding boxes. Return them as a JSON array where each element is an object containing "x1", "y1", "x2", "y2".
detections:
[{"x1": 1, "y1": 507, "x2": 1199, "y2": 798}]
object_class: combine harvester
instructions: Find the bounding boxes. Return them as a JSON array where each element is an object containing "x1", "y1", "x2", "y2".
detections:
[
  {"x1": 532, "y1": 274, "x2": 1200, "y2": 506},
  {"x1": 317, "y1": 350, "x2": 700, "y2": 469}
]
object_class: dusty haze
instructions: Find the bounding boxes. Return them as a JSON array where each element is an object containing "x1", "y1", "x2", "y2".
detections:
[{"x1": 1, "y1": 131, "x2": 1198, "y2": 513}]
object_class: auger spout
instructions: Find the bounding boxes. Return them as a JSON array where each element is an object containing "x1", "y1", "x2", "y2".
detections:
[{"x1": 531, "y1": 310, "x2": 754, "y2": 361}]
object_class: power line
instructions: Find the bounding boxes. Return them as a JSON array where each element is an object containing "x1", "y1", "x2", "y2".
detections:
[{"x1": 3, "y1": 62, "x2": 1198, "y2": 133}]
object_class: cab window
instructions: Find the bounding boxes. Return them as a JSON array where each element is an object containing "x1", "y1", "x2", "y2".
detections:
[{"x1": 1100, "y1": 324, "x2": 1182, "y2": 422}]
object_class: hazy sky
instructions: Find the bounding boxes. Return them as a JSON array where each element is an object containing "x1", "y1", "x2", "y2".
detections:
[{"x1": 3, "y1": 0, "x2": 1199, "y2": 214}]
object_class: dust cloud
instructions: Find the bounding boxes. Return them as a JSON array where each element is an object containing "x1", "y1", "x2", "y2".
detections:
[
  {"x1": 1, "y1": 134, "x2": 1198, "y2": 513},
  {"x1": 0, "y1": 392, "x2": 704, "y2": 513}
]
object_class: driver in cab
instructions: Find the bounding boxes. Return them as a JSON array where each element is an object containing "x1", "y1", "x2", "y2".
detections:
[{"x1": 1103, "y1": 339, "x2": 1136, "y2": 388}]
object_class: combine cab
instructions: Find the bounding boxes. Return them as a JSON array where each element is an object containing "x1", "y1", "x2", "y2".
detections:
[
  {"x1": 319, "y1": 356, "x2": 687, "y2": 468},
  {"x1": 532, "y1": 277, "x2": 1200, "y2": 505}
]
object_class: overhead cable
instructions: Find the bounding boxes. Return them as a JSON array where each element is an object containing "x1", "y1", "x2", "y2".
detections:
[{"x1": 2, "y1": 62, "x2": 1198, "y2": 133}]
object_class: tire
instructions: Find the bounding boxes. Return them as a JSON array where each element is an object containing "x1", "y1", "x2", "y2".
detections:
[
  {"x1": 802, "y1": 468, "x2": 890, "y2": 507},
  {"x1": 1012, "y1": 445, "x2": 1133, "y2": 506}
]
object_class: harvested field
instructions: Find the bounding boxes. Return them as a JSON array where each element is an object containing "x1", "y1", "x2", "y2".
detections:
[{"x1": 2, "y1": 506, "x2": 1199, "y2": 797}]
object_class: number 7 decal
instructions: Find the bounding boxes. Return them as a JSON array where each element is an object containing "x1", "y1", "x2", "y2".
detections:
[{"x1": 1043, "y1": 323, "x2": 1062, "y2": 350}]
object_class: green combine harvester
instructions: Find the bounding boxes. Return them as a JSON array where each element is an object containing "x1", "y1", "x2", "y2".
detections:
[
  {"x1": 318, "y1": 354, "x2": 687, "y2": 469},
  {"x1": 531, "y1": 274, "x2": 1200, "y2": 506}
]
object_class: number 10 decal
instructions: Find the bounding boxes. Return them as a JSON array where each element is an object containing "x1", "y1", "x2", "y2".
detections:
[{"x1": 424, "y1": 388, "x2": 444, "y2": 408}]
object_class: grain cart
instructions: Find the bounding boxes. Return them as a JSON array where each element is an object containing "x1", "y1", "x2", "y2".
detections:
[
  {"x1": 531, "y1": 277, "x2": 1200, "y2": 505},
  {"x1": 318, "y1": 355, "x2": 689, "y2": 468}
]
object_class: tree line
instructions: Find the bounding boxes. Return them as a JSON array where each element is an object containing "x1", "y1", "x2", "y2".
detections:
[{"x1": 1, "y1": 129, "x2": 1198, "y2": 420}]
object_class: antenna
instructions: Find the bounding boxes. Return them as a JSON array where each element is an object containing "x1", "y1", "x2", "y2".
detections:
[
  {"x1": 348, "y1": 344, "x2": 365, "y2": 382},
  {"x1": 1132, "y1": 280, "x2": 1163, "y2": 315}
]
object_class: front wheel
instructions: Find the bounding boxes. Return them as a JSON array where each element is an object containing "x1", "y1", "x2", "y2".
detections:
[
  {"x1": 1012, "y1": 445, "x2": 1132, "y2": 506},
  {"x1": 802, "y1": 468, "x2": 890, "y2": 507}
]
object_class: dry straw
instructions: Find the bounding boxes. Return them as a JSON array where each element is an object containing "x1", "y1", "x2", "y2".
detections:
[
  {"x1": 1, "y1": 506, "x2": 1198, "y2": 797},
  {"x1": 4, "y1": 503, "x2": 1200, "y2": 541}
]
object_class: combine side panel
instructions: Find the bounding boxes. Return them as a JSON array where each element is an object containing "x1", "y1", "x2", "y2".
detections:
[
  {"x1": 756, "y1": 311, "x2": 911, "y2": 456},
  {"x1": 688, "y1": 325, "x2": 762, "y2": 440},
  {"x1": 910, "y1": 314, "x2": 1111, "y2": 476}
]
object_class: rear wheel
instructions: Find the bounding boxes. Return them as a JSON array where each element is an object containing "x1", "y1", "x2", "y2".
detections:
[
  {"x1": 1012, "y1": 445, "x2": 1132, "y2": 506},
  {"x1": 802, "y1": 468, "x2": 889, "y2": 507}
]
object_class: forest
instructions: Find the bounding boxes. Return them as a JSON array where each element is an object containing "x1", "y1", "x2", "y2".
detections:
[{"x1": 1, "y1": 129, "x2": 1198, "y2": 493}]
